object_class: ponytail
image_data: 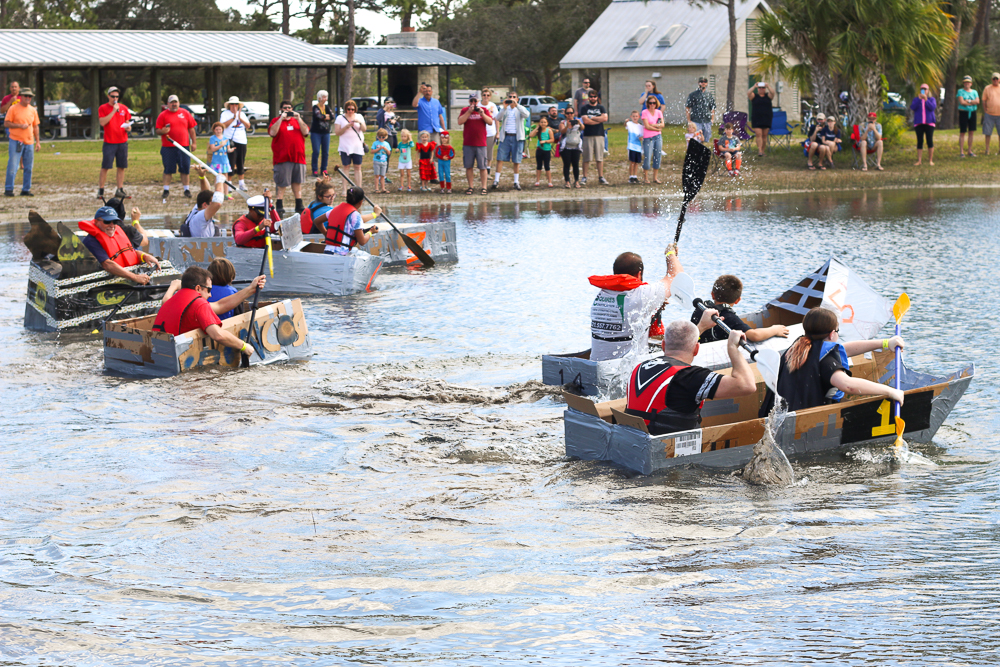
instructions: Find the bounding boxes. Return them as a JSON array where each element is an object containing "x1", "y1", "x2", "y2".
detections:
[{"x1": 785, "y1": 307, "x2": 840, "y2": 373}]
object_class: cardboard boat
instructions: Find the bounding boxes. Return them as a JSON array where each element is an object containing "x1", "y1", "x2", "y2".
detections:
[
  {"x1": 146, "y1": 219, "x2": 459, "y2": 274},
  {"x1": 563, "y1": 350, "x2": 974, "y2": 474},
  {"x1": 103, "y1": 297, "x2": 311, "y2": 378},
  {"x1": 543, "y1": 258, "x2": 892, "y2": 397}
]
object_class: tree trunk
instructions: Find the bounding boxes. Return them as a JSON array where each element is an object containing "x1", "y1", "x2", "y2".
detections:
[
  {"x1": 281, "y1": 0, "x2": 291, "y2": 102},
  {"x1": 400, "y1": 0, "x2": 412, "y2": 30},
  {"x1": 850, "y1": 66, "x2": 883, "y2": 127},
  {"x1": 345, "y1": 0, "x2": 356, "y2": 103},
  {"x1": 940, "y1": 1, "x2": 963, "y2": 131},
  {"x1": 726, "y1": 0, "x2": 737, "y2": 111},
  {"x1": 811, "y1": 62, "x2": 838, "y2": 119},
  {"x1": 972, "y1": 0, "x2": 988, "y2": 46}
]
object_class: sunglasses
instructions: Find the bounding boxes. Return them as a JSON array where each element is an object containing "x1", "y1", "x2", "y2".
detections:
[{"x1": 109, "y1": 95, "x2": 119, "y2": 98}]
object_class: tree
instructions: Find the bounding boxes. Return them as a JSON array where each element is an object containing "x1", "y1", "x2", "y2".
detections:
[{"x1": 692, "y1": 0, "x2": 737, "y2": 111}]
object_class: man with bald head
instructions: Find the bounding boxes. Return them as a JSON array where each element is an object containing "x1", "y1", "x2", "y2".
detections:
[{"x1": 625, "y1": 316, "x2": 757, "y2": 435}]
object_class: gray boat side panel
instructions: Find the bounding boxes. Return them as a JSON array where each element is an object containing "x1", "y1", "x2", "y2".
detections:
[
  {"x1": 225, "y1": 247, "x2": 381, "y2": 296},
  {"x1": 924, "y1": 374, "x2": 972, "y2": 440},
  {"x1": 543, "y1": 354, "x2": 601, "y2": 396},
  {"x1": 564, "y1": 408, "x2": 615, "y2": 461}
]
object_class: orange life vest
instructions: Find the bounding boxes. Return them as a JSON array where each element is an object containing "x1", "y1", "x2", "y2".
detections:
[
  {"x1": 152, "y1": 288, "x2": 203, "y2": 336},
  {"x1": 588, "y1": 274, "x2": 646, "y2": 291},
  {"x1": 79, "y1": 219, "x2": 141, "y2": 268},
  {"x1": 325, "y1": 202, "x2": 359, "y2": 250}
]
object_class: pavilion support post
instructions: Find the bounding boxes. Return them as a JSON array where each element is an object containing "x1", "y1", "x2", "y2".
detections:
[
  {"x1": 35, "y1": 70, "x2": 44, "y2": 115},
  {"x1": 445, "y1": 65, "x2": 451, "y2": 126},
  {"x1": 377, "y1": 67, "x2": 382, "y2": 104},
  {"x1": 150, "y1": 67, "x2": 161, "y2": 116},
  {"x1": 213, "y1": 66, "x2": 223, "y2": 124},
  {"x1": 327, "y1": 66, "x2": 336, "y2": 109},
  {"x1": 89, "y1": 67, "x2": 100, "y2": 140},
  {"x1": 267, "y1": 66, "x2": 279, "y2": 123}
]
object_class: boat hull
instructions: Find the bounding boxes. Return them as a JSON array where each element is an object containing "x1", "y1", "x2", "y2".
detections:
[
  {"x1": 564, "y1": 351, "x2": 974, "y2": 474},
  {"x1": 103, "y1": 298, "x2": 311, "y2": 378}
]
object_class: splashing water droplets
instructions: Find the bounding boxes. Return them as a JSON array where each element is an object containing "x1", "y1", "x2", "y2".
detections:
[{"x1": 742, "y1": 394, "x2": 795, "y2": 486}]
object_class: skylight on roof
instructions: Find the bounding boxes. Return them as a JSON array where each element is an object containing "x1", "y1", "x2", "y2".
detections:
[
  {"x1": 657, "y1": 24, "x2": 688, "y2": 48},
  {"x1": 625, "y1": 25, "x2": 655, "y2": 48}
]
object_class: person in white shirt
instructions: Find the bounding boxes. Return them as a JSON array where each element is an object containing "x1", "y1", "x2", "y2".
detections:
[
  {"x1": 481, "y1": 87, "x2": 499, "y2": 174},
  {"x1": 219, "y1": 96, "x2": 251, "y2": 191},
  {"x1": 181, "y1": 165, "x2": 228, "y2": 237}
]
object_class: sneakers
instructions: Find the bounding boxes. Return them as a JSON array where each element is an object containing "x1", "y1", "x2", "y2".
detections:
[
  {"x1": 513, "y1": 182, "x2": 522, "y2": 191},
  {"x1": 97, "y1": 187, "x2": 105, "y2": 199},
  {"x1": 3, "y1": 191, "x2": 13, "y2": 197},
  {"x1": 491, "y1": 181, "x2": 499, "y2": 190},
  {"x1": 628, "y1": 176, "x2": 638, "y2": 184},
  {"x1": 238, "y1": 183, "x2": 248, "y2": 192},
  {"x1": 183, "y1": 189, "x2": 192, "y2": 199},
  {"x1": 580, "y1": 177, "x2": 588, "y2": 185},
  {"x1": 19, "y1": 190, "x2": 33, "y2": 196},
  {"x1": 114, "y1": 187, "x2": 127, "y2": 199},
  {"x1": 599, "y1": 177, "x2": 610, "y2": 185},
  {"x1": 161, "y1": 189, "x2": 169, "y2": 201}
]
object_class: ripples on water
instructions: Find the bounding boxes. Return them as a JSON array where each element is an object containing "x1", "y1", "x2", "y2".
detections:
[{"x1": 1, "y1": 190, "x2": 998, "y2": 665}]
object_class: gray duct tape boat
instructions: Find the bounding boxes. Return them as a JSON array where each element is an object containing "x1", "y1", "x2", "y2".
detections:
[
  {"x1": 563, "y1": 350, "x2": 974, "y2": 474},
  {"x1": 104, "y1": 298, "x2": 311, "y2": 378},
  {"x1": 543, "y1": 258, "x2": 892, "y2": 398}
]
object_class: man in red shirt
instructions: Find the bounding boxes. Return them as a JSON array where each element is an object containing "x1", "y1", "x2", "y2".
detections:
[
  {"x1": 155, "y1": 94, "x2": 198, "y2": 202},
  {"x1": 233, "y1": 193, "x2": 279, "y2": 248},
  {"x1": 97, "y1": 86, "x2": 133, "y2": 200},
  {"x1": 458, "y1": 93, "x2": 493, "y2": 194},
  {"x1": 0, "y1": 80, "x2": 19, "y2": 115},
  {"x1": 268, "y1": 100, "x2": 309, "y2": 217},
  {"x1": 154, "y1": 267, "x2": 266, "y2": 355}
]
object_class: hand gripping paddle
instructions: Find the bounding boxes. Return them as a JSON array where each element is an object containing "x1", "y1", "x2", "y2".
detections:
[{"x1": 670, "y1": 272, "x2": 760, "y2": 361}]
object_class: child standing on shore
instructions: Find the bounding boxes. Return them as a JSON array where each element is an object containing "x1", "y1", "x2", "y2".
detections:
[
  {"x1": 625, "y1": 110, "x2": 643, "y2": 184},
  {"x1": 372, "y1": 128, "x2": 391, "y2": 194},
  {"x1": 397, "y1": 128, "x2": 414, "y2": 192},
  {"x1": 208, "y1": 122, "x2": 234, "y2": 197},
  {"x1": 529, "y1": 116, "x2": 554, "y2": 187},
  {"x1": 415, "y1": 130, "x2": 438, "y2": 191},
  {"x1": 434, "y1": 131, "x2": 455, "y2": 193}
]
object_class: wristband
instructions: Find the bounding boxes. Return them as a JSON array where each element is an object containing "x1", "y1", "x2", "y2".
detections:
[
  {"x1": 882, "y1": 338, "x2": 890, "y2": 351},
  {"x1": 665, "y1": 250, "x2": 675, "y2": 257},
  {"x1": 131, "y1": 218, "x2": 140, "y2": 226},
  {"x1": 199, "y1": 175, "x2": 207, "y2": 181},
  {"x1": 240, "y1": 343, "x2": 249, "y2": 355}
]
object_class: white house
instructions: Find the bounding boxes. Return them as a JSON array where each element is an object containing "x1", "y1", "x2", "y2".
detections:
[{"x1": 559, "y1": 0, "x2": 801, "y2": 124}]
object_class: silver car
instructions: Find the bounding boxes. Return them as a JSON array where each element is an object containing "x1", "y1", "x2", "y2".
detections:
[{"x1": 520, "y1": 95, "x2": 560, "y2": 122}]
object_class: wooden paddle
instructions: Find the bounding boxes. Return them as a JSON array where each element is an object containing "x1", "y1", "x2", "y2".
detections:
[
  {"x1": 674, "y1": 138, "x2": 712, "y2": 244},
  {"x1": 241, "y1": 196, "x2": 271, "y2": 368},
  {"x1": 892, "y1": 293, "x2": 910, "y2": 450},
  {"x1": 169, "y1": 138, "x2": 248, "y2": 201},
  {"x1": 333, "y1": 166, "x2": 435, "y2": 268}
]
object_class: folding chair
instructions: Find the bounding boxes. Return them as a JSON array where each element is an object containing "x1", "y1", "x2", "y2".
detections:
[
  {"x1": 720, "y1": 111, "x2": 751, "y2": 141},
  {"x1": 768, "y1": 110, "x2": 792, "y2": 149},
  {"x1": 850, "y1": 124, "x2": 877, "y2": 170},
  {"x1": 711, "y1": 139, "x2": 725, "y2": 174}
]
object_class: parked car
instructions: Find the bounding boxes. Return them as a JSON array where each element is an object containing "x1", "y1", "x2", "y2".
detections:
[
  {"x1": 241, "y1": 101, "x2": 270, "y2": 132},
  {"x1": 883, "y1": 92, "x2": 907, "y2": 115},
  {"x1": 520, "y1": 95, "x2": 560, "y2": 121}
]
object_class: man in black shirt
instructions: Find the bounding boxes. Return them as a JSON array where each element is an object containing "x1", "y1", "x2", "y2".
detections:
[
  {"x1": 579, "y1": 90, "x2": 609, "y2": 185},
  {"x1": 625, "y1": 314, "x2": 757, "y2": 436},
  {"x1": 685, "y1": 77, "x2": 716, "y2": 143},
  {"x1": 690, "y1": 274, "x2": 789, "y2": 344}
]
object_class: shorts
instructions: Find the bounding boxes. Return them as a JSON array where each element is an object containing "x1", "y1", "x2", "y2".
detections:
[
  {"x1": 463, "y1": 145, "x2": 487, "y2": 170},
  {"x1": 102, "y1": 142, "x2": 128, "y2": 170},
  {"x1": 582, "y1": 135, "x2": 604, "y2": 163},
  {"x1": 399, "y1": 159, "x2": 412, "y2": 170},
  {"x1": 340, "y1": 152, "x2": 364, "y2": 166},
  {"x1": 959, "y1": 110, "x2": 977, "y2": 133},
  {"x1": 272, "y1": 162, "x2": 306, "y2": 188},
  {"x1": 373, "y1": 160, "x2": 388, "y2": 176},
  {"x1": 983, "y1": 113, "x2": 1000, "y2": 136},
  {"x1": 496, "y1": 135, "x2": 524, "y2": 164},
  {"x1": 160, "y1": 145, "x2": 190, "y2": 175},
  {"x1": 628, "y1": 149, "x2": 642, "y2": 164}
]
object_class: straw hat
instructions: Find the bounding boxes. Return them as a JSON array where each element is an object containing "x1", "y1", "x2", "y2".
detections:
[{"x1": 226, "y1": 96, "x2": 242, "y2": 107}]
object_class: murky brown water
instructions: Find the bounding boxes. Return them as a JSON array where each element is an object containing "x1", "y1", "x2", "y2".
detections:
[{"x1": 1, "y1": 191, "x2": 996, "y2": 665}]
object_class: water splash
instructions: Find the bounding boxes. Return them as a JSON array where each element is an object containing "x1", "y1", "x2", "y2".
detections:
[{"x1": 742, "y1": 394, "x2": 795, "y2": 486}]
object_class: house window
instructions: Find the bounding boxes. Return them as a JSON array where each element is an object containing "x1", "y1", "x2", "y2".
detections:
[
  {"x1": 745, "y1": 18, "x2": 761, "y2": 57},
  {"x1": 626, "y1": 25, "x2": 656, "y2": 48},
  {"x1": 656, "y1": 24, "x2": 688, "y2": 48}
]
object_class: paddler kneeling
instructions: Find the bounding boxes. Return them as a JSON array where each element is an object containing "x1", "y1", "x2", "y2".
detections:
[
  {"x1": 80, "y1": 205, "x2": 161, "y2": 285},
  {"x1": 233, "y1": 193, "x2": 279, "y2": 248},
  {"x1": 589, "y1": 244, "x2": 680, "y2": 361},
  {"x1": 625, "y1": 315, "x2": 758, "y2": 435},
  {"x1": 758, "y1": 307, "x2": 905, "y2": 416},
  {"x1": 324, "y1": 186, "x2": 380, "y2": 255},
  {"x1": 154, "y1": 266, "x2": 266, "y2": 356}
]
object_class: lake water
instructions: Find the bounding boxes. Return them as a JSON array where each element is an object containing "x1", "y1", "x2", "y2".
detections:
[{"x1": 1, "y1": 190, "x2": 998, "y2": 665}]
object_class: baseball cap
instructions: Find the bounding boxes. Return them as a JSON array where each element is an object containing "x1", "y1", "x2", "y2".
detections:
[
  {"x1": 167, "y1": 94, "x2": 179, "y2": 103},
  {"x1": 246, "y1": 195, "x2": 267, "y2": 210},
  {"x1": 963, "y1": 75, "x2": 973, "y2": 82},
  {"x1": 226, "y1": 95, "x2": 241, "y2": 105},
  {"x1": 107, "y1": 86, "x2": 120, "y2": 95},
  {"x1": 993, "y1": 72, "x2": 1000, "y2": 80},
  {"x1": 867, "y1": 111, "x2": 878, "y2": 118},
  {"x1": 815, "y1": 112, "x2": 826, "y2": 121},
  {"x1": 95, "y1": 206, "x2": 121, "y2": 222},
  {"x1": 468, "y1": 93, "x2": 478, "y2": 100},
  {"x1": 698, "y1": 76, "x2": 708, "y2": 83}
]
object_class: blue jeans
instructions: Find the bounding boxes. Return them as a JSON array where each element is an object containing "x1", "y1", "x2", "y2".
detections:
[
  {"x1": 437, "y1": 160, "x2": 452, "y2": 183},
  {"x1": 311, "y1": 132, "x2": 330, "y2": 174},
  {"x1": 6, "y1": 139, "x2": 33, "y2": 192},
  {"x1": 642, "y1": 135, "x2": 662, "y2": 171}
]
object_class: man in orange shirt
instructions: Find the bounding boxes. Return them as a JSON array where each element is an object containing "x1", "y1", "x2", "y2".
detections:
[
  {"x1": 4, "y1": 87, "x2": 40, "y2": 197},
  {"x1": 155, "y1": 94, "x2": 198, "y2": 201},
  {"x1": 981, "y1": 72, "x2": 1000, "y2": 156}
]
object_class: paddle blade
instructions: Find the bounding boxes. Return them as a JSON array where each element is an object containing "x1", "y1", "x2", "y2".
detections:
[
  {"x1": 894, "y1": 416, "x2": 906, "y2": 450},
  {"x1": 398, "y1": 229, "x2": 436, "y2": 268},
  {"x1": 756, "y1": 349, "x2": 782, "y2": 394},
  {"x1": 265, "y1": 236, "x2": 274, "y2": 277},
  {"x1": 682, "y1": 139, "x2": 711, "y2": 203},
  {"x1": 670, "y1": 272, "x2": 696, "y2": 307},
  {"x1": 893, "y1": 293, "x2": 910, "y2": 323}
]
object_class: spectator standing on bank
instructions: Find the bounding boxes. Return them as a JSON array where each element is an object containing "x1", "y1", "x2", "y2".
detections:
[
  {"x1": 268, "y1": 100, "x2": 310, "y2": 215},
  {"x1": 334, "y1": 99, "x2": 367, "y2": 197},
  {"x1": 97, "y1": 86, "x2": 132, "y2": 199},
  {"x1": 748, "y1": 81, "x2": 775, "y2": 157},
  {"x1": 481, "y1": 87, "x2": 499, "y2": 173},
  {"x1": 573, "y1": 77, "x2": 592, "y2": 115},
  {"x1": 311, "y1": 90, "x2": 332, "y2": 176},
  {"x1": 559, "y1": 108, "x2": 582, "y2": 188},
  {"x1": 219, "y1": 96, "x2": 250, "y2": 191},
  {"x1": 639, "y1": 80, "x2": 665, "y2": 107},
  {"x1": 458, "y1": 93, "x2": 493, "y2": 195},
  {"x1": 3, "y1": 87, "x2": 39, "y2": 196},
  {"x1": 641, "y1": 96, "x2": 664, "y2": 184},
  {"x1": 413, "y1": 83, "x2": 446, "y2": 144},
  {"x1": 1, "y1": 81, "x2": 20, "y2": 115},
  {"x1": 156, "y1": 94, "x2": 198, "y2": 201},
  {"x1": 492, "y1": 91, "x2": 530, "y2": 191},
  {"x1": 579, "y1": 89, "x2": 609, "y2": 185},
  {"x1": 982, "y1": 73, "x2": 1000, "y2": 156},
  {"x1": 376, "y1": 98, "x2": 398, "y2": 149},
  {"x1": 957, "y1": 76, "x2": 980, "y2": 157},
  {"x1": 685, "y1": 77, "x2": 716, "y2": 143},
  {"x1": 911, "y1": 83, "x2": 936, "y2": 166}
]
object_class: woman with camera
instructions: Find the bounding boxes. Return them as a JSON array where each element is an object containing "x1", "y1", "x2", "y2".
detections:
[{"x1": 334, "y1": 99, "x2": 368, "y2": 196}]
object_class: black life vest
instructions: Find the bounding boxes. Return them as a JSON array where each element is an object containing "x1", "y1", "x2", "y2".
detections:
[
  {"x1": 758, "y1": 338, "x2": 850, "y2": 417},
  {"x1": 152, "y1": 288, "x2": 202, "y2": 336},
  {"x1": 324, "y1": 202, "x2": 359, "y2": 249},
  {"x1": 624, "y1": 357, "x2": 703, "y2": 435}
]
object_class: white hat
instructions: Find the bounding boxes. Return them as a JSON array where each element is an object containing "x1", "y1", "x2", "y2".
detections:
[
  {"x1": 167, "y1": 94, "x2": 179, "y2": 103},
  {"x1": 246, "y1": 195, "x2": 267, "y2": 209},
  {"x1": 226, "y1": 96, "x2": 241, "y2": 106}
]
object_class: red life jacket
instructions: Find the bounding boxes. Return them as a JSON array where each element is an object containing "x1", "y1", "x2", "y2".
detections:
[
  {"x1": 152, "y1": 288, "x2": 203, "y2": 336},
  {"x1": 78, "y1": 219, "x2": 141, "y2": 268},
  {"x1": 625, "y1": 358, "x2": 702, "y2": 434},
  {"x1": 588, "y1": 274, "x2": 646, "y2": 291},
  {"x1": 325, "y1": 202, "x2": 359, "y2": 250},
  {"x1": 299, "y1": 201, "x2": 327, "y2": 234}
]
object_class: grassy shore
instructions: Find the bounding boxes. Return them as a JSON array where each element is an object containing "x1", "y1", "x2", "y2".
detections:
[{"x1": 1, "y1": 122, "x2": 998, "y2": 223}]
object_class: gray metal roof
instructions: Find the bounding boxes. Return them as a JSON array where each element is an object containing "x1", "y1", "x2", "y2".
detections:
[
  {"x1": 560, "y1": 0, "x2": 769, "y2": 69},
  {"x1": 319, "y1": 45, "x2": 475, "y2": 67},
  {"x1": 0, "y1": 30, "x2": 337, "y2": 68}
]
